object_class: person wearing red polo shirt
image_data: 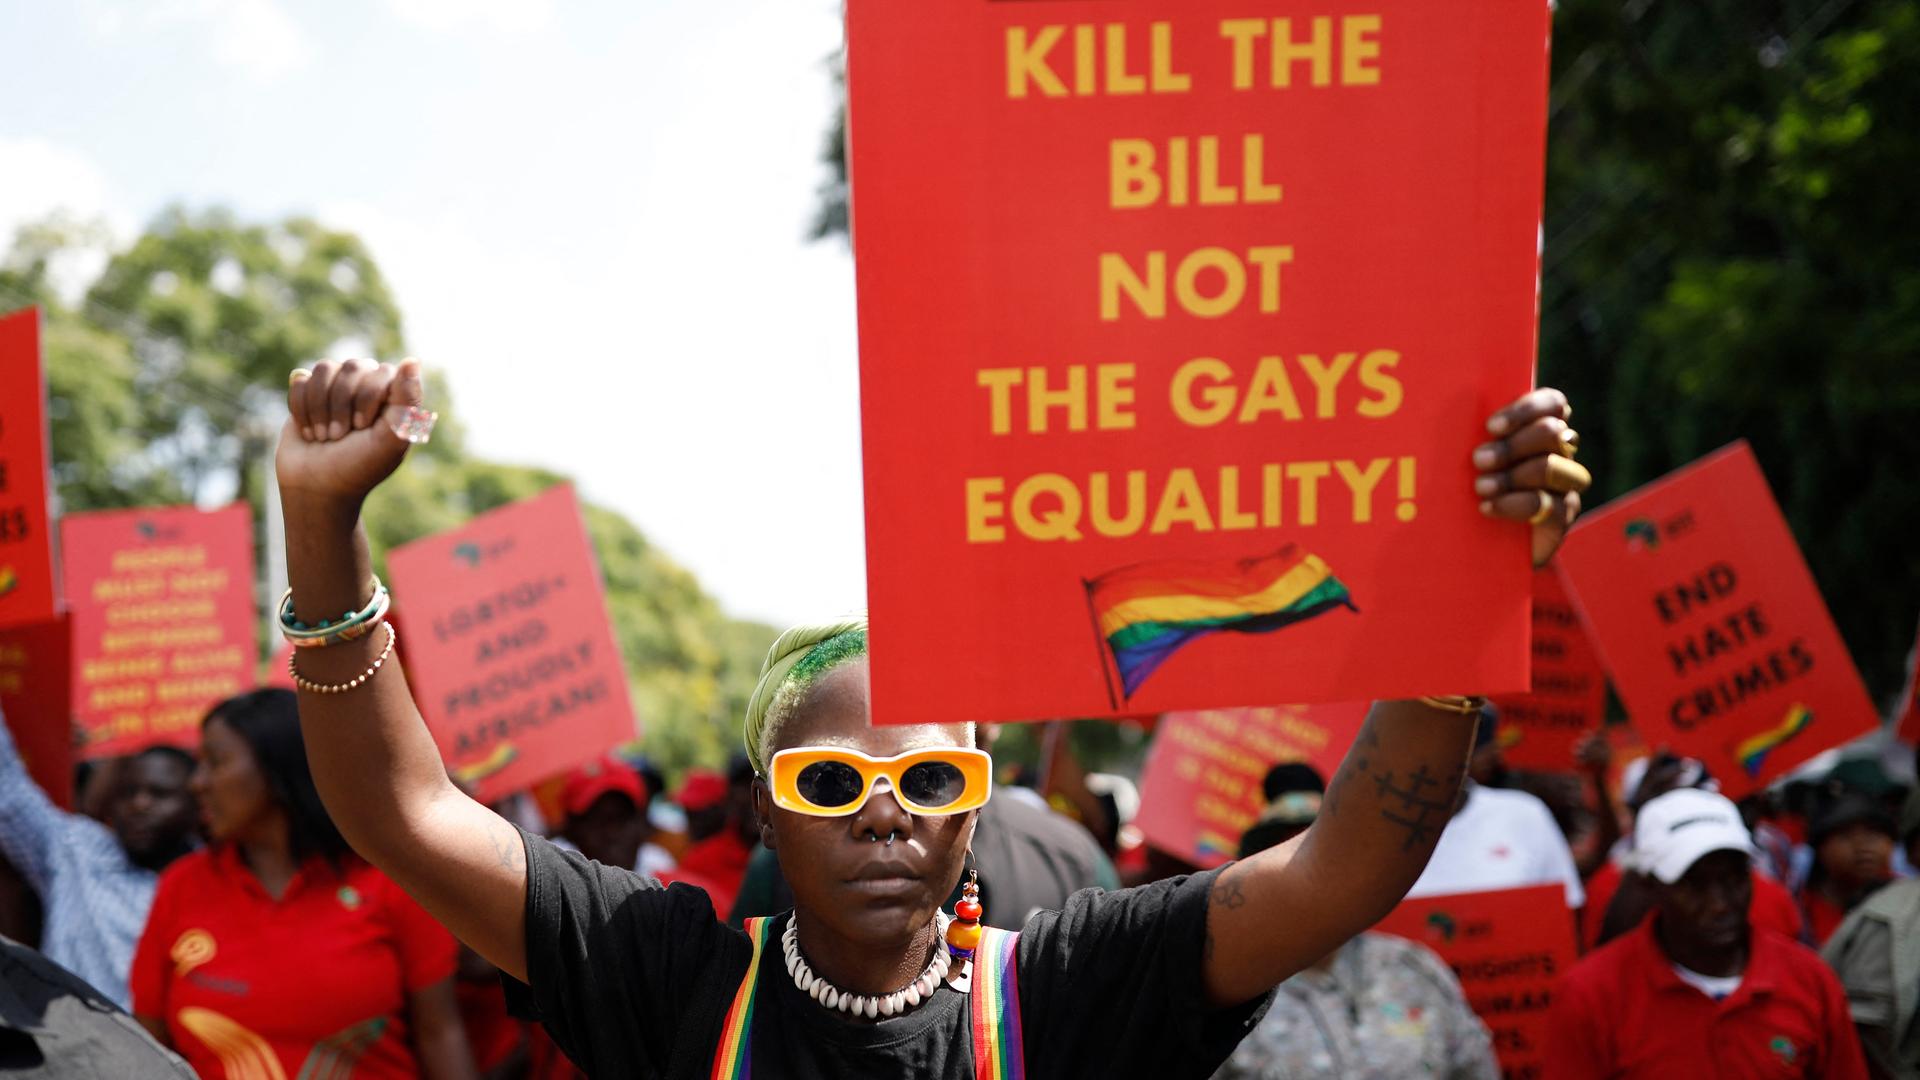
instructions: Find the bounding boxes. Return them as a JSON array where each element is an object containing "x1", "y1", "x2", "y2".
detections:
[
  {"x1": 1546, "y1": 788, "x2": 1866, "y2": 1079},
  {"x1": 130, "y1": 690, "x2": 475, "y2": 1079}
]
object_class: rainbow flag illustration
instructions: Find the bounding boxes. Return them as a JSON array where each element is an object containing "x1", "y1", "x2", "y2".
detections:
[
  {"x1": 1735, "y1": 704, "x2": 1813, "y2": 778},
  {"x1": 1085, "y1": 545, "x2": 1356, "y2": 701}
]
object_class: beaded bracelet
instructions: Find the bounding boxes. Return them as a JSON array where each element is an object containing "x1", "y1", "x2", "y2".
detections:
[
  {"x1": 289, "y1": 622, "x2": 396, "y2": 695},
  {"x1": 280, "y1": 578, "x2": 390, "y2": 648}
]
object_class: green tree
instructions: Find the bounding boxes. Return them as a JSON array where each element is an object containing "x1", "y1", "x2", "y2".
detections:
[{"x1": 1, "y1": 209, "x2": 775, "y2": 777}]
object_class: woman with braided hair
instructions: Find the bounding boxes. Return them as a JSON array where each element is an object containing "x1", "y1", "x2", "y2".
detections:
[{"x1": 274, "y1": 358, "x2": 1590, "y2": 1078}]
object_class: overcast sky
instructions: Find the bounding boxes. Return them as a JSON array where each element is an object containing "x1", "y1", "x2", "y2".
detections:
[{"x1": 0, "y1": 0, "x2": 862, "y2": 629}]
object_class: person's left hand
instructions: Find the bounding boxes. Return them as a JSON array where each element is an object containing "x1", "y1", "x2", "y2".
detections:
[{"x1": 1473, "y1": 388, "x2": 1590, "y2": 567}]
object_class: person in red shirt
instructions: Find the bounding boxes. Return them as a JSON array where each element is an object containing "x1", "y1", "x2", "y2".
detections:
[
  {"x1": 1547, "y1": 788, "x2": 1866, "y2": 1079},
  {"x1": 656, "y1": 763, "x2": 757, "y2": 915},
  {"x1": 131, "y1": 690, "x2": 476, "y2": 1079},
  {"x1": 1797, "y1": 794, "x2": 1897, "y2": 947}
]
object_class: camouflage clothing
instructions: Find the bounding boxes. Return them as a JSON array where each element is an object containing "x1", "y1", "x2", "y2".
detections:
[{"x1": 1214, "y1": 932, "x2": 1497, "y2": 1080}]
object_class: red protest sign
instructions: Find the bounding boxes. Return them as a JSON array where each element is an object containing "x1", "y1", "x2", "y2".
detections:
[
  {"x1": 0, "y1": 616, "x2": 74, "y2": 809},
  {"x1": 849, "y1": 1, "x2": 1552, "y2": 726},
  {"x1": 1491, "y1": 567, "x2": 1609, "y2": 772},
  {"x1": 63, "y1": 505, "x2": 256, "y2": 759},
  {"x1": 1374, "y1": 883, "x2": 1576, "y2": 1080},
  {"x1": 1134, "y1": 702, "x2": 1366, "y2": 866},
  {"x1": 0, "y1": 308, "x2": 58, "y2": 632},
  {"x1": 1555, "y1": 443, "x2": 1878, "y2": 799},
  {"x1": 386, "y1": 484, "x2": 638, "y2": 803}
]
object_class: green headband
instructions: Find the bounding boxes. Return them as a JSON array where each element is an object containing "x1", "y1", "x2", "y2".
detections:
[{"x1": 742, "y1": 614, "x2": 868, "y2": 774}]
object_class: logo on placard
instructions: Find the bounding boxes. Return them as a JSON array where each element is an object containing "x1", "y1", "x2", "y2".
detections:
[
  {"x1": 1624, "y1": 518, "x2": 1661, "y2": 552},
  {"x1": 1424, "y1": 912, "x2": 1458, "y2": 944},
  {"x1": 452, "y1": 538, "x2": 516, "y2": 568},
  {"x1": 453, "y1": 542, "x2": 483, "y2": 567},
  {"x1": 0, "y1": 566, "x2": 15, "y2": 596},
  {"x1": 1733, "y1": 704, "x2": 1813, "y2": 778},
  {"x1": 1084, "y1": 545, "x2": 1357, "y2": 703},
  {"x1": 135, "y1": 519, "x2": 183, "y2": 543}
]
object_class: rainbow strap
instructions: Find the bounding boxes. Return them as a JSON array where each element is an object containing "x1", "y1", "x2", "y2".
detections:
[
  {"x1": 969, "y1": 927, "x2": 1025, "y2": 1080},
  {"x1": 710, "y1": 917, "x2": 772, "y2": 1080},
  {"x1": 710, "y1": 918, "x2": 1023, "y2": 1080}
]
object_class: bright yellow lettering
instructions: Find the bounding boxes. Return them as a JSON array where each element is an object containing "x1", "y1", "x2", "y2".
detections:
[
  {"x1": 1149, "y1": 23, "x2": 1191, "y2": 92},
  {"x1": 1297, "y1": 351, "x2": 1357, "y2": 417},
  {"x1": 1012, "y1": 474, "x2": 1084, "y2": 541},
  {"x1": 1342, "y1": 15, "x2": 1382, "y2": 86},
  {"x1": 1100, "y1": 251, "x2": 1165, "y2": 320},
  {"x1": 1090, "y1": 471, "x2": 1147, "y2": 537},
  {"x1": 1271, "y1": 17, "x2": 1333, "y2": 88},
  {"x1": 1025, "y1": 366, "x2": 1087, "y2": 433},
  {"x1": 1149, "y1": 469, "x2": 1214, "y2": 534},
  {"x1": 1174, "y1": 247, "x2": 1246, "y2": 318},
  {"x1": 1220, "y1": 19, "x2": 1267, "y2": 90},
  {"x1": 966, "y1": 478, "x2": 1006, "y2": 542},
  {"x1": 1288, "y1": 461, "x2": 1330, "y2": 525},
  {"x1": 1007, "y1": 27, "x2": 1068, "y2": 98},
  {"x1": 1237, "y1": 356, "x2": 1304, "y2": 422},
  {"x1": 1170, "y1": 358, "x2": 1236, "y2": 426},
  {"x1": 1110, "y1": 139, "x2": 1159, "y2": 209},
  {"x1": 1218, "y1": 466, "x2": 1257, "y2": 529},
  {"x1": 1335, "y1": 458, "x2": 1392, "y2": 523},
  {"x1": 1095, "y1": 364, "x2": 1137, "y2": 430},
  {"x1": 1105, "y1": 24, "x2": 1145, "y2": 94},
  {"x1": 1356, "y1": 349, "x2": 1403, "y2": 417},
  {"x1": 976, "y1": 368, "x2": 1023, "y2": 435}
]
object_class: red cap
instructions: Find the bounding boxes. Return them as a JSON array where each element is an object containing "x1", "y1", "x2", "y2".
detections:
[
  {"x1": 560, "y1": 756, "x2": 647, "y2": 819},
  {"x1": 676, "y1": 768, "x2": 728, "y2": 812}
]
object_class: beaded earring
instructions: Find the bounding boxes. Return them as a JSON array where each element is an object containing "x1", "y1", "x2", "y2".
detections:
[{"x1": 944, "y1": 869, "x2": 984, "y2": 961}]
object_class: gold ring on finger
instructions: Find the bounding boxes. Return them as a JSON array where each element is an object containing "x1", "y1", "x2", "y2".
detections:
[
  {"x1": 1543, "y1": 455, "x2": 1592, "y2": 494},
  {"x1": 1528, "y1": 491, "x2": 1556, "y2": 525},
  {"x1": 1555, "y1": 429, "x2": 1579, "y2": 459}
]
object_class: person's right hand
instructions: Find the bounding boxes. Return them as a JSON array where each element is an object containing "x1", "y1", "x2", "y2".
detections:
[
  {"x1": 1573, "y1": 729, "x2": 1611, "y2": 777},
  {"x1": 277, "y1": 358, "x2": 429, "y2": 510}
]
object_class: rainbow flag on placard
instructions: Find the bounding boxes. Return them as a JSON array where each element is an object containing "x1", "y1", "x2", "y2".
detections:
[
  {"x1": 1735, "y1": 704, "x2": 1813, "y2": 778},
  {"x1": 1085, "y1": 545, "x2": 1356, "y2": 700}
]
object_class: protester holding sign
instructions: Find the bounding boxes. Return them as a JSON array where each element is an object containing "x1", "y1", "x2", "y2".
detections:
[
  {"x1": 131, "y1": 690, "x2": 476, "y2": 1079},
  {"x1": 1214, "y1": 766, "x2": 1498, "y2": 1080},
  {"x1": 267, "y1": 315, "x2": 1585, "y2": 1080},
  {"x1": 1546, "y1": 789, "x2": 1866, "y2": 1079},
  {"x1": 0, "y1": 706, "x2": 197, "y2": 1010}
]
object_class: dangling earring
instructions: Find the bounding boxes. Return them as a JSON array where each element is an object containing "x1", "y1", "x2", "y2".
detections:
[{"x1": 945, "y1": 868, "x2": 984, "y2": 961}]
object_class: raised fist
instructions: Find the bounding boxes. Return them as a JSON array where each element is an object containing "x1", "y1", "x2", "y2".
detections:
[{"x1": 276, "y1": 358, "x2": 432, "y2": 510}]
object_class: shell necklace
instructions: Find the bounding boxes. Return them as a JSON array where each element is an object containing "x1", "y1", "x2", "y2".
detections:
[{"x1": 783, "y1": 912, "x2": 952, "y2": 1020}]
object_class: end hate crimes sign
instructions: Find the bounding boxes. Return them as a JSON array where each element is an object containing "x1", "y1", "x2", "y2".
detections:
[
  {"x1": 1134, "y1": 702, "x2": 1366, "y2": 866},
  {"x1": 1555, "y1": 443, "x2": 1878, "y2": 799},
  {"x1": 1374, "y1": 883, "x2": 1576, "y2": 1080},
  {"x1": 64, "y1": 505, "x2": 255, "y2": 758},
  {"x1": 848, "y1": 2, "x2": 1553, "y2": 725},
  {"x1": 388, "y1": 484, "x2": 638, "y2": 803},
  {"x1": 1491, "y1": 566, "x2": 1609, "y2": 772},
  {"x1": 0, "y1": 308, "x2": 57, "y2": 631}
]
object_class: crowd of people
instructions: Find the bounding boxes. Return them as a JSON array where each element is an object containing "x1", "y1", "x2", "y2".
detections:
[
  {"x1": 0, "y1": 370, "x2": 1912, "y2": 1079},
  {"x1": 5, "y1": 682, "x2": 1913, "y2": 1078}
]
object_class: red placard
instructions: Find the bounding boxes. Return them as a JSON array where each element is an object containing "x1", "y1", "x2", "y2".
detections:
[
  {"x1": 849, "y1": 1, "x2": 1552, "y2": 726},
  {"x1": 0, "y1": 308, "x2": 58, "y2": 631},
  {"x1": 1555, "y1": 443, "x2": 1878, "y2": 800},
  {"x1": 1134, "y1": 702, "x2": 1366, "y2": 866},
  {"x1": 386, "y1": 484, "x2": 639, "y2": 803},
  {"x1": 1491, "y1": 566, "x2": 1609, "y2": 772},
  {"x1": 63, "y1": 505, "x2": 256, "y2": 758},
  {"x1": 1374, "y1": 883, "x2": 1576, "y2": 1080},
  {"x1": 0, "y1": 616, "x2": 74, "y2": 809}
]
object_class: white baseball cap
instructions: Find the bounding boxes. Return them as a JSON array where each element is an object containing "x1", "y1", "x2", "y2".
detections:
[{"x1": 1632, "y1": 788, "x2": 1756, "y2": 884}]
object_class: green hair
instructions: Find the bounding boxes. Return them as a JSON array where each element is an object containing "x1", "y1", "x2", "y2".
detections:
[{"x1": 742, "y1": 615, "x2": 869, "y2": 774}]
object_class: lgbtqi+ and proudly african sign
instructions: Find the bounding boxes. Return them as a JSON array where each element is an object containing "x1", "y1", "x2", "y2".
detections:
[
  {"x1": 63, "y1": 504, "x2": 257, "y2": 758},
  {"x1": 848, "y1": 1, "x2": 1553, "y2": 724},
  {"x1": 387, "y1": 484, "x2": 638, "y2": 803},
  {"x1": 1554, "y1": 442, "x2": 1878, "y2": 799},
  {"x1": 0, "y1": 308, "x2": 57, "y2": 632}
]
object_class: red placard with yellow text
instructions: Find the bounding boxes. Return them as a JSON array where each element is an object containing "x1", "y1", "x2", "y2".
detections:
[
  {"x1": 0, "y1": 308, "x2": 58, "y2": 631},
  {"x1": 64, "y1": 505, "x2": 255, "y2": 758},
  {"x1": 849, "y1": 1, "x2": 1553, "y2": 724},
  {"x1": 1555, "y1": 443, "x2": 1877, "y2": 799},
  {"x1": 386, "y1": 484, "x2": 638, "y2": 803},
  {"x1": 1374, "y1": 883, "x2": 1576, "y2": 1080},
  {"x1": 1134, "y1": 702, "x2": 1366, "y2": 866},
  {"x1": 0, "y1": 616, "x2": 74, "y2": 809},
  {"x1": 1491, "y1": 566, "x2": 1609, "y2": 771}
]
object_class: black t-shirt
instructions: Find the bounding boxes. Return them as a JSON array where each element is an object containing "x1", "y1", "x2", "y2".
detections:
[{"x1": 505, "y1": 830, "x2": 1268, "y2": 1078}]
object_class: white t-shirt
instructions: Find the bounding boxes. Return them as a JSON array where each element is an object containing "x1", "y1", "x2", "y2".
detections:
[
  {"x1": 1671, "y1": 962, "x2": 1743, "y2": 1001},
  {"x1": 1405, "y1": 784, "x2": 1586, "y2": 908}
]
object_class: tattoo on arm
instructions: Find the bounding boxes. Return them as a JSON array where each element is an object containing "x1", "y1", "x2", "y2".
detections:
[
  {"x1": 1370, "y1": 764, "x2": 1455, "y2": 851},
  {"x1": 487, "y1": 822, "x2": 524, "y2": 872},
  {"x1": 1211, "y1": 863, "x2": 1248, "y2": 910},
  {"x1": 1323, "y1": 723, "x2": 1381, "y2": 818}
]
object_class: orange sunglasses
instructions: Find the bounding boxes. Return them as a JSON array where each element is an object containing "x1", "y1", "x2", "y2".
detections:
[{"x1": 767, "y1": 746, "x2": 993, "y2": 818}]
